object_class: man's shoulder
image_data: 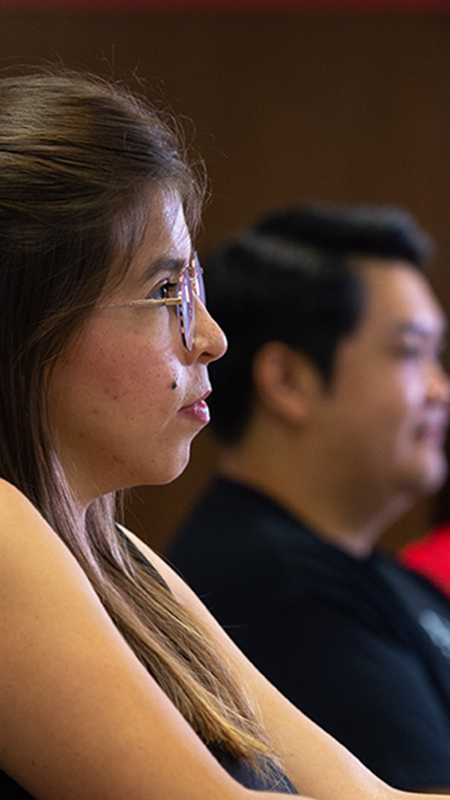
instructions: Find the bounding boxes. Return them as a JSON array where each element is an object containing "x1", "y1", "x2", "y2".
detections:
[
  {"x1": 170, "y1": 478, "x2": 316, "y2": 561},
  {"x1": 168, "y1": 479, "x2": 316, "y2": 606},
  {"x1": 169, "y1": 478, "x2": 378, "y2": 596},
  {"x1": 373, "y1": 551, "x2": 450, "y2": 652}
]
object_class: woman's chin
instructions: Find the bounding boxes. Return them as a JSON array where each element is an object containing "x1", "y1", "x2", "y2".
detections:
[{"x1": 149, "y1": 446, "x2": 193, "y2": 487}]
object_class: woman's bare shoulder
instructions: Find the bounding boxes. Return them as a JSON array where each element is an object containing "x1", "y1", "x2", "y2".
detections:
[
  {"x1": 0, "y1": 477, "x2": 36, "y2": 515},
  {"x1": 0, "y1": 478, "x2": 91, "y2": 599},
  {"x1": 0, "y1": 495, "x2": 262, "y2": 799},
  {"x1": 0, "y1": 477, "x2": 56, "y2": 539}
]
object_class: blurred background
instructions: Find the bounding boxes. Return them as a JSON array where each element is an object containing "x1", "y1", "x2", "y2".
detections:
[{"x1": 1, "y1": 0, "x2": 450, "y2": 554}]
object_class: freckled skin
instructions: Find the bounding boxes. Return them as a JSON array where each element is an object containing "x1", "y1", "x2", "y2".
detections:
[{"x1": 47, "y1": 193, "x2": 227, "y2": 509}]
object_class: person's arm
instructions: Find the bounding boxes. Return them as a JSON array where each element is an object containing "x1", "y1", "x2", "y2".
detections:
[{"x1": 0, "y1": 479, "x2": 294, "y2": 800}]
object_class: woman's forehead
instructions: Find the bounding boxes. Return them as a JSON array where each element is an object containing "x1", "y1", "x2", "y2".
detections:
[
  {"x1": 130, "y1": 196, "x2": 190, "y2": 279},
  {"x1": 106, "y1": 192, "x2": 191, "y2": 296}
]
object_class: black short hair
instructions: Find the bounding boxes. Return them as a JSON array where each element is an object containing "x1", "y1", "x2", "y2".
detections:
[{"x1": 205, "y1": 203, "x2": 433, "y2": 443}]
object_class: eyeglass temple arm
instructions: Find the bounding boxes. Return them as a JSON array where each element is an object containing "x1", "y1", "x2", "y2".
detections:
[{"x1": 101, "y1": 297, "x2": 182, "y2": 309}]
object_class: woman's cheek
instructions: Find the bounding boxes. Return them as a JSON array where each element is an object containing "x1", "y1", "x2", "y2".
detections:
[{"x1": 95, "y1": 342, "x2": 180, "y2": 418}]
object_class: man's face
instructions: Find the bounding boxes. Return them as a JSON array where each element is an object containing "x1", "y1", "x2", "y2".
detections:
[{"x1": 312, "y1": 260, "x2": 450, "y2": 505}]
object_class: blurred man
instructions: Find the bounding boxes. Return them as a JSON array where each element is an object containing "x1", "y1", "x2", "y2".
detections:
[{"x1": 169, "y1": 203, "x2": 450, "y2": 790}]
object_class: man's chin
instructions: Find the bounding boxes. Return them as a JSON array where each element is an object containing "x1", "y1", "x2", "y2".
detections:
[{"x1": 411, "y1": 456, "x2": 449, "y2": 496}]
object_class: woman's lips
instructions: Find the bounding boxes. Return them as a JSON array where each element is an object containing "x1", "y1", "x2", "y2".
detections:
[{"x1": 179, "y1": 391, "x2": 211, "y2": 424}]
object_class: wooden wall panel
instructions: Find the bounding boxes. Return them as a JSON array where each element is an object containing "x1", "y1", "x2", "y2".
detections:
[
  {"x1": 0, "y1": 12, "x2": 449, "y2": 552},
  {"x1": 3, "y1": 0, "x2": 450, "y2": 9}
]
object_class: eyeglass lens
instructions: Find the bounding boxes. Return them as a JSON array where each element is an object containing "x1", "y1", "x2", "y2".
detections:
[
  {"x1": 193, "y1": 253, "x2": 206, "y2": 305},
  {"x1": 178, "y1": 254, "x2": 206, "y2": 351}
]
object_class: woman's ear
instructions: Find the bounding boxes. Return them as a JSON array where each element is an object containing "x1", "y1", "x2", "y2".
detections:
[{"x1": 252, "y1": 341, "x2": 324, "y2": 425}]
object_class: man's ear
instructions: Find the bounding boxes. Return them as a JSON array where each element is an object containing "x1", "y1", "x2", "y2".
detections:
[{"x1": 252, "y1": 341, "x2": 324, "y2": 424}]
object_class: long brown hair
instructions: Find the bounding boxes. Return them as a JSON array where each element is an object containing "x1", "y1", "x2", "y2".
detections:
[{"x1": 0, "y1": 69, "x2": 272, "y2": 765}]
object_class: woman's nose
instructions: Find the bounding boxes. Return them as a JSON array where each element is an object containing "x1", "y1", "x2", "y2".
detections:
[{"x1": 192, "y1": 296, "x2": 227, "y2": 363}]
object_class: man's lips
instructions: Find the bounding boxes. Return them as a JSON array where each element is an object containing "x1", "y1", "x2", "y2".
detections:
[{"x1": 415, "y1": 414, "x2": 449, "y2": 443}]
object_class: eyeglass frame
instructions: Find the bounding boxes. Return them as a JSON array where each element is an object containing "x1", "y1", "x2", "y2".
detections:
[{"x1": 100, "y1": 251, "x2": 205, "y2": 351}]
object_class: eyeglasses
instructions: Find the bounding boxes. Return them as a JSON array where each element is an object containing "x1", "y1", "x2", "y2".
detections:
[{"x1": 101, "y1": 252, "x2": 206, "y2": 351}]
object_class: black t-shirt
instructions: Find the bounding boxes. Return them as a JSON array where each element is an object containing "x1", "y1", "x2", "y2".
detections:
[{"x1": 168, "y1": 477, "x2": 450, "y2": 791}]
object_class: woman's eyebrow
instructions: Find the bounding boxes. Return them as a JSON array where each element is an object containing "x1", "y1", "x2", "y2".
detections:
[{"x1": 141, "y1": 256, "x2": 186, "y2": 286}]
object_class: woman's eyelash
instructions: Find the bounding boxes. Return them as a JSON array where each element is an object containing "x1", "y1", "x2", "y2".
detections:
[{"x1": 148, "y1": 281, "x2": 178, "y2": 301}]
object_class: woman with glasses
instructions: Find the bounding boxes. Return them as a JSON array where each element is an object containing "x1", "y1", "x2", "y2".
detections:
[{"x1": 0, "y1": 68, "x2": 446, "y2": 800}]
